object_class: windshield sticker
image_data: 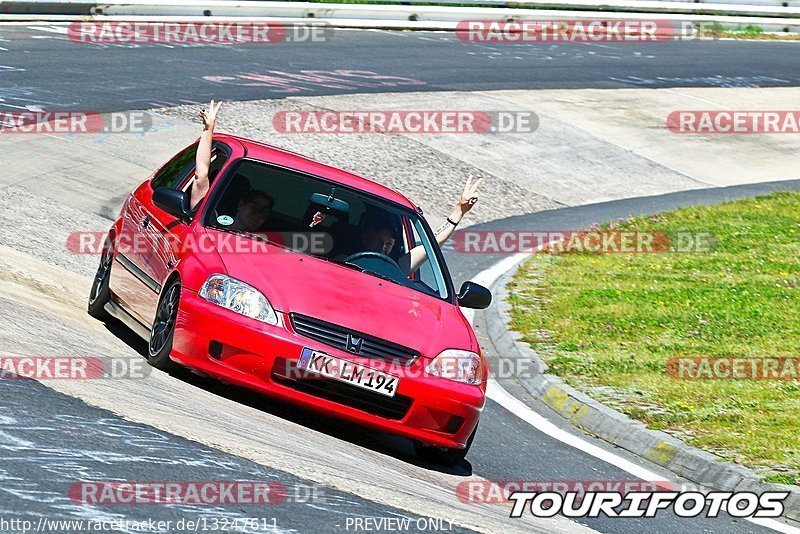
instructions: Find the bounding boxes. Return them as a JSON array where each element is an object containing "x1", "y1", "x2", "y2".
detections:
[{"x1": 217, "y1": 215, "x2": 234, "y2": 226}]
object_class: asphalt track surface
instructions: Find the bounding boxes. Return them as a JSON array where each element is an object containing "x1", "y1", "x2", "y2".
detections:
[
  {"x1": 0, "y1": 26, "x2": 800, "y2": 112},
  {"x1": 0, "y1": 377, "x2": 478, "y2": 534},
  {"x1": 1, "y1": 26, "x2": 799, "y2": 534}
]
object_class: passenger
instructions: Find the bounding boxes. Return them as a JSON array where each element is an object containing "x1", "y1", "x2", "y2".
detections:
[
  {"x1": 189, "y1": 100, "x2": 222, "y2": 211},
  {"x1": 228, "y1": 189, "x2": 274, "y2": 232},
  {"x1": 188, "y1": 100, "x2": 274, "y2": 232}
]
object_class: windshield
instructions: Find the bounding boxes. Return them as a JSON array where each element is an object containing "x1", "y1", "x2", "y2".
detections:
[{"x1": 203, "y1": 159, "x2": 452, "y2": 300}]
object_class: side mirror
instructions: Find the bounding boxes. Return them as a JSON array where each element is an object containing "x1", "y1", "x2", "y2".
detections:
[
  {"x1": 457, "y1": 281, "x2": 492, "y2": 310},
  {"x1": 153, "y1": 187, "x2": 191, "y2": 224}
]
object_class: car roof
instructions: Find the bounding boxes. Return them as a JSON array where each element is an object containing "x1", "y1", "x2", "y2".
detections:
[{"x1": 216, "y1": 134, "x2": 419, "y2": 211}]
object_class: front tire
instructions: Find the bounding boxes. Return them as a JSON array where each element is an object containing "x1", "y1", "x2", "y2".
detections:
[
  {"x1": 148, "y1": 279, "x2": 181, "y2": 372},
  {"x1": 87, "y1": 236, "x2": 113, "y2": 320},
  {"x1": 415, "y1": 423, "x2": 478, "y2": 467}
]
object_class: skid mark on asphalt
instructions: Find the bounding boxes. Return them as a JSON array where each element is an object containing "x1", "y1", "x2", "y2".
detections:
[
  {"x1": 609, "y1": 75, "x2": 793, "y2": 88},
  {"x1": 0, "y1": 377, "x2": 470, "y2": 534},
  {"x1": 0, "y1": 84, "x2": 81, "y2": 111},
  {"x1": 201, "y1": 69, "x2": 427, "y2": 94}
]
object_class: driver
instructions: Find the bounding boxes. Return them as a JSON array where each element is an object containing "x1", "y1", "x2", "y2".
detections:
[
  {"x1": 361, "y1": 225, "x2": 397, "y2": 257},
  {"x1": 354, "y1": 176, "x2": 483, "y2": 275},
  {"x1": 228, "y1": 189, "x2": 274, "y2": 232}
]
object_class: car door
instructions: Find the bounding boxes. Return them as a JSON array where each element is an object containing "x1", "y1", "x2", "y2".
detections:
[
  {"x1": 110, "y1": 142, "x2": 200, "y2": 326},
  {"x1": 140, "y1": 142, "x2": 231, "y2": 324}
]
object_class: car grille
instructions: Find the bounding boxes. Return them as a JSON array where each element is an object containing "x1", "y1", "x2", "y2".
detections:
[
  {"x1": 289, "y1": 313, "x2": 420, "y2": 363},
  {"x1": 271, "y1": 359, "x2": 413, "y2": 420}
]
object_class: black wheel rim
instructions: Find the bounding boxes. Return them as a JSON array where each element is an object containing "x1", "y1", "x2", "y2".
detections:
[
  {"x1": 149, "y1": 284, "x2": 180, "y2": 357},
  {"x1": 89, "y1": 244, "x2": 113, "y2": 304}
]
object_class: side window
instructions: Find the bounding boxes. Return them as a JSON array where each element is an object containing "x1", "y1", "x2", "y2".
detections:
[
  {"x1": 151, "y1": 142, "x2": 198, "y2": 190},
  {"x1": 410, "y1": 222, "x2": 439, "y2": 291},
  {"x1": 179, "y1": 149, "x2": 228, "y2": 193}
]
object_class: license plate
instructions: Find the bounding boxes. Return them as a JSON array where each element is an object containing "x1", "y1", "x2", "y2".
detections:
[{"x1": 297, "y1": 347, "x2": 399, "y2": 398}]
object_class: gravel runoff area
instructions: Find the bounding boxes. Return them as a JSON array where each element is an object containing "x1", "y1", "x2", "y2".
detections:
[
  {"x1": 155, "y1": 96, "x2": 563, "y2": 228},
  {"x1": 0, "y1": 185, "x2": 104, "y2": 278}
]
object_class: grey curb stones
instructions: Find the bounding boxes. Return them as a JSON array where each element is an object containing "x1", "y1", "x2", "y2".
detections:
[{"x1": 483, "y1": 257, "x2": 800, "y2": 523}]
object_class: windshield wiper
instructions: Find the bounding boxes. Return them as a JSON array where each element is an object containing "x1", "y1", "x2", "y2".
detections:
[
  {"x1": 210, "y1": 226, "x2": 293, "y2": 252},
  {"x1": 318, "y1": 258, "x2": 404, "y2": 286},
  {"x1": 211, "y1": 226, "x2": 250, "y2": 239},
  {"x1": 361, "y1": 269, "x2": 405, "y2": 287},
  {"x1": 333, "y1": 259, "x2": 403, "y2": 285},
  {"x1": 342, "y1": 261, "x2": 366, "y2": 272}
]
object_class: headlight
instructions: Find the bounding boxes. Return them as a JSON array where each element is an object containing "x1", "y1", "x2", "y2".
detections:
[
  {"x1": 199, "y1": 274, "x2": 278, "y2": 325},
  {"x1": 425, "y1": 349, "x2": 484, "y2": 385}
]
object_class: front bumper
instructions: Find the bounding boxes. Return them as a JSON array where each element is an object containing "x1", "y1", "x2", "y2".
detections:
[{"x1": 171, "y1": 289, "x2": 485, "y2": 449}]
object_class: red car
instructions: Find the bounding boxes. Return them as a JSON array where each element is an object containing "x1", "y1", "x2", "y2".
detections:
[{"x1": 88, "y1": 134, "x2": 492, "y2": 465}]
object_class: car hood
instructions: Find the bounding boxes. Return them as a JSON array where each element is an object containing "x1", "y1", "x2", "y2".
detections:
[{"x1": 211, "y1": 233, "x2": 476, "y2": 357}]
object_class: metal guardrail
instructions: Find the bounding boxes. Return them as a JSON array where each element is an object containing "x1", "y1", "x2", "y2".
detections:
[
  {"x1": 3, "y1": 0, "x2": 800, "y2": 13},
  {"x1": 337, "y1": 0, "x2": 800, "y2": 17},
  {"x1": 301, "y1": 0, "x2": 798, "y2": 6},
  {"x1": 303, "y1": 0, "x2": 800, "y2": 17},
  {"x1": 4, "y1": 0, "x2": 799, "y2": 7},
  {"x1": 1, "y1": 0, "x2": 799, "y2": 32}
]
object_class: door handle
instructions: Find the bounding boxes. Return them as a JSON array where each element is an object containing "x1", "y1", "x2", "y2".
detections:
[{"x1": 141, "y1": 215, "x2": 151, "y2": 229}]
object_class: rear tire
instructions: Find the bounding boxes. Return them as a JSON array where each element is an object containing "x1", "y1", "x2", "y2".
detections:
[
  {"x1": 87, "y1": 236, "x2": 113, "y2": 321},
  {"x1": 147, "y1": 279, "x2": 181, "y2": 372},
  {"x1": 415, "y1": 423, "x2": 478, "y2": 467}
]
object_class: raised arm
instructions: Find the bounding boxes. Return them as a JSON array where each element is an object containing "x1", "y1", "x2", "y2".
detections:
[
  {"x1": 189, "y1": 100, "x2": 222, "y2": 211},
  {"x1": 401, "y1": 176, "x2": 483, "y2": 274}
]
